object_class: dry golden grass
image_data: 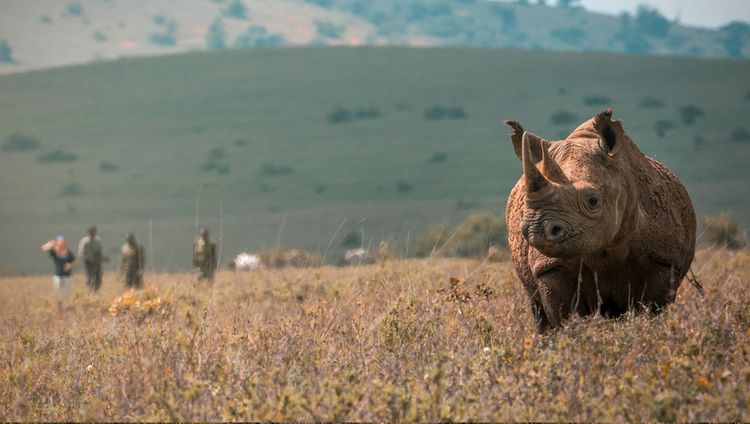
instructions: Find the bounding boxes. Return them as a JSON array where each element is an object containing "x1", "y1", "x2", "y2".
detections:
[{"x1": 1, "y1": 249, "x2": 748, "y2": 421}]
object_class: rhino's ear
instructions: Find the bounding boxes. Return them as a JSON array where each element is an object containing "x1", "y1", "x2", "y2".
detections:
[
  {"x1": 504, "y1": 120, "x2": 525, "y2": 160},
  {"x1": 505, "y1": 120, "x2": 549, "y2": 161},
  {"x1": 594, "y1": 108, "x2": 625, "y2": 157}
]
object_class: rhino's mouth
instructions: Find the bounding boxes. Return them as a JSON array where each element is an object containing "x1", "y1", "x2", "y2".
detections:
[{"x1": 532, "y1": 257, "x2": 566, "y2": 279}]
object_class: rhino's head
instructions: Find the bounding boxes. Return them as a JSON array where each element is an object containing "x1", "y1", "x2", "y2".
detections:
[{"x1": 506, "y1": 109, "x2": 633, "y2": 259}]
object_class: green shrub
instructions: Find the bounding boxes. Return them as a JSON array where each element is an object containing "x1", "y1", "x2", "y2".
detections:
[
  {"x1": 61, "y1": 183, "x2": 82, "y2": 197},
  {"x1": 327, "y1": 108, "x2": 352, "y2": 124},
  {"x1": 428, "y1": 152, "x2": 447, "y2": 164},
  {"x1": 99, "y1": 161, "x2": 119, "y2": 172},
  {"x1": 395, "y1": 180, "x2": 413, "y2": 193},
  {"x1": 0, "y1": 40, "x2": 14, "y2": 63},
  {"x1": 729, "y1": 127, "x2": 750, "y2": 143},
  {"x1": 224, "y1": 0, "x2": 248, "y2": 19},
  {"x1": 654, "y1": 120, "x2": 675, "y2": 138},
  {"x1": 550, "y1": 110, "x2": 577, "y2": 125},
  {"x1": 641, "y1": 96, "x2": 665, "y2": 108},
  {"x1": 414, "y1": 213, "x2": 506, "y2": 258},
  {"x1": 679, "y1": 105, "x2": 705, "y2": 125},
  {"x1": 699, "y1": 213, "x2": 747, "y2": 250},
  {"x1": 261, "y1": 163, "x2": 293, "y2": 176},
  {"x1": 37, "y1": 149, "x2": 77, "y2": 163},
  {"x1": 1, "y1": 133, "x2": 40, "y2": 152},
  {"x1": 582, "y1": 95, "x2": 611, "y2": 106}
]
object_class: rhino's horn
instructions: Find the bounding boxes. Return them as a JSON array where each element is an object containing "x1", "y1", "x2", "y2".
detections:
[
  {"x1": 522, "y1": 132, "x2": 549, "y2": 194},
  {"x1": 540, "y1": 140, "x2": 568, "y2": 184}
]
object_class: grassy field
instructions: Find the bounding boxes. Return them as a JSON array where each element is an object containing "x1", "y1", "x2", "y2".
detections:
[
  {"x1": 0, "y1": 249, "x2": 747, "y2": 421},
  {"x1": 1, "y1": 47, "x2": 749, "y2": 273}
]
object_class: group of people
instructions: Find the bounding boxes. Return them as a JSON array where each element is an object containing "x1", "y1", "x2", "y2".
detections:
[{"x1": 41, "y1": 226, "x2": 217, "y2": 298}]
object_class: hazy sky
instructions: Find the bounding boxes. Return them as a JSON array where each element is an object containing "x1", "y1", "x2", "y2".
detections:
[{"x1": 577, "y1": 0, "x2": 750, "y2": 28}]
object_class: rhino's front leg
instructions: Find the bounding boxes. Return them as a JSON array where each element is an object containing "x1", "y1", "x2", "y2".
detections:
[
  {"x1": 633, "y1": 263, "x2": 682, "y2": 313},
  {"x1": 535, "y1": 269, "x2": 579, "y2": 330}
]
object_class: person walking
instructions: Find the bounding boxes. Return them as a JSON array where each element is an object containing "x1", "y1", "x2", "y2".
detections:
[
  {"x1": 41, "y1": 235, "x2": 76, "y2": 307},
  {"x1": 193, "y1": 228, "x2": 217, "y2": 284},
  {"x1": 120, "y1": 233, "x2": 145, "y2": 290},
  {"x1": 77, "y1": 225, "x2": 108, "y2": 292}
]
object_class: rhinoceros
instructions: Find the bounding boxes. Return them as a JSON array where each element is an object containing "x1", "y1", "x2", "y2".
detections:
[{"x1": 504, "y1": 109, "x2": 696, "y2": 332}]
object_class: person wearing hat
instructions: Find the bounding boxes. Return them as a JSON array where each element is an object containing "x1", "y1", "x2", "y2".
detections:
[
  {"x1": 119, "y1": 233, "x2": 145, "y2": 289},
  {"x1": 77, "y1": 225, "x2": 108, "y2": 292},
  {"x1": 193, "y1": 228, "x2": 217, "y2": 284},
  {"x1": 41, "y1": 235, "x2": 77, "y2": 304}
]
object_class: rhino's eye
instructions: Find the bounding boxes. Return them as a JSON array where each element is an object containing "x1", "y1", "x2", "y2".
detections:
[{"x1": 587, "y1": 195, "x2": 601, "y2": 209}]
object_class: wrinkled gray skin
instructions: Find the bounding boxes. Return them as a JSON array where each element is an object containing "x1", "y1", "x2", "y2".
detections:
[{"x1": 504, "y1": 109, "x2": 695, "y2": 332}]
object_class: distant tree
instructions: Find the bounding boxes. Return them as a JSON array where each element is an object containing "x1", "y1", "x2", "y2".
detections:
[
  {"x1": 679, "y1": 105, "x2": 705, "y2": 126},
  {"x1": 654, "y1": 120, "x2": 675, "y2": 138},
  {"x1": 37, "y1": 150, "x2": 78, "y2": 163},
  {"x1": 556, "y1": 0, "x2": 580, "y2": 8},
  {"x1": 149, "y1": 17, "x2": 178, "y2": 46},
  {"x1": 550, "y1": 27, "x2": 586, "y2": 45},
  {"x1": 640, "y1": 96, "x2": 665, "y2": 108},
  {"x1": 635, "y1": 5, "x2": 670, "y2": 38},
  {"x1": 429, "y1": 152, "x2": 448, "y2": 164},
  {"x1": 550, "y1": 110, "x2": 577, "y2": 125},
  {"x1": 224, "y1": 0, "x2": 248, "y2": 19},
  {"x1": 67, "y1": 2, "x2": 84, "y2": 16},
  {"x1": 1, "y1": 133, "x2": 40, "y2": 152},
  {"x1": 92, "y1": 30, "x2": 107, "y2": 42},
  {"x1": 206, "y1": 18, "x2": 226, "y2": 50},
  {"x1": 719, "y1": 21, "x2": 750, "y2": 58},
  {"x1": 99, "y1": 161, "x2": 119, "y2": 172},
  {"x1": 582, "y1": 95, "x2": 611, "y2": 106},
  {"x1": 233, "y1": 26, "x2": 285, "y2": 48},
  {"x1": 340, "y1": 229, "x2": 363, "y2": 248},
  {"x1": 0, "y1": 40, "x2": 13, "y2": 63},
  {"x1": 730, "y1": 127, "x2": 750, "y2": 143},
  {"x1": 61, "y1": 183, "x2": 82, "y2": 197},
  {"x1": 396, "y1": 180, "x2": 413, "y2": 193},
  {"x1": 315, "y1": 21, "x2": 344, "y2": 39},
  {"x1": 306, "y1": 0, "x2": 334, "y2": 7},
  {"x1": 327, "y1": 107, "x2": 352, "y2": 124},
  {"x1": 490, "y1": 3, "x2": 516, "y2": 30}
]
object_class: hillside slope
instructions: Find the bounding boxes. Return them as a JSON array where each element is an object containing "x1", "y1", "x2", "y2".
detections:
[
  {"x1": 0, "y1": 47, "x2": 748, "y2": 273},
  {"x1": 0, "y1": 0, "x2": 749, "y2": 74}
]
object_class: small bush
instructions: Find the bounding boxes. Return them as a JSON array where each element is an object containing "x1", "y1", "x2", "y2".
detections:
[
  {"x1": 258, "y1": 246, "x2": 322, "y2": 268},
  {"x1": 693, "y1": 135, "x2": 705, "y2": 149},
  {"x1": 92, "y1": 30, "x2": 107, "y2": 42},
  {"x1": 582, "y1": 95, "x2": 611, "y2": 106},
  {"x1": 654, "y1": 120, "x2": 675, "y2": 138},
  {"x1": 315, "y1": 21, "x2": 344, "y2": 39},
  {"x1": 455, "y1": 198, "x2": 477, "y2": 210},
  {"x1": 396, "y1": 180, "x2": 413, "y2": 193},
  {"x1": 340, "y1": 229, "x2": 363, "y2": 248},
  {"x1": 699, "y1": 213, "x2": 747, "y2": 250},
  {"x1": 327, "y1": 108, "x2": 351, "y2": 124},
  {"x1": 61, "y1": 183, "x2": 82, "y2": 197},
  {"x1": 66, "y1": 2, "x2": 84, "y2": 16},
  {"x1": 429, "y1": 152, "x2": 448, "y2": 164},
  {"x1": 414, "y1": 213, "x2": 506, "y2": 258},
  {"x1": 312, "y1": 183, "x2": 326, "y2": 194},
  {"x1": 424, "y1": 105, "x2": 467, "y2": 121},
  {"x1": 207, "y1": 147, "x2": 225, "y2": 160},
  {"x1": 37, "y1": 149, "x2": 77, "y2": 163},
  {"x1": 261, "y1": 163, "x2": 293, "y2": 176},
  {"x1": 233, "y1": 139, "x2": 250, "y2": 147},
  {"x1": 354, "y1": 107, "x2": 381, "y2": 119},
  {"x1": 1, "y1": 133, "x2": 40, "y2": 152},
  {"x1": 729, "y1": 127, "x2": 750, "y2": 143},
  {"x1": 99, "y1": 161, "x2": 119, "y2": 172},
  {"x1": 551, "y1": 27, "x2": 587, "y2": 45},
  {"x1": 679, "y1": 105, "x2": 705, "y2": 126},
  {"x1": 233, "y1": 26, "x2": 285, "y2": 47},
  {"x1": 149, "y1": 32, "x2": 176, "y2": 46},
  {"x1": 550, "y1": 110, "x2": 577, "y2": 125},
  {"x1": 641, "y1": 96, "x2": 665, "y2": 108}
]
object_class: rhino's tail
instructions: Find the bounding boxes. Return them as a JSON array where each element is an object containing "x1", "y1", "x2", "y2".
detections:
[{"x1": 686, "y1": 267, "x2": 704, "y2": 297}]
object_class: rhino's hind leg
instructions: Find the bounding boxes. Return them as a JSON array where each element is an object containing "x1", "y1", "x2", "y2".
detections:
[{"x1": 633, "y1": 264, "x2": 683, "y2": 313}]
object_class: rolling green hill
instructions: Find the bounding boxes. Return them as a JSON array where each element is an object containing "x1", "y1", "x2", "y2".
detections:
[{"x1": 1, "y1": 47, "x2": 749, "y2": 273}]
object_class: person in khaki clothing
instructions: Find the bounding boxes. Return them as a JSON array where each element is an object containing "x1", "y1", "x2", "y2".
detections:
[
  {"x1": 120, "y1": 233, "x2": 145, "y2": 289},
  {"x1": 78, "y1": 225, "x2": 108, "y2": 292},
  {"x1": 193, "y1": 228, "x2": 217, "y2": 283}
]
